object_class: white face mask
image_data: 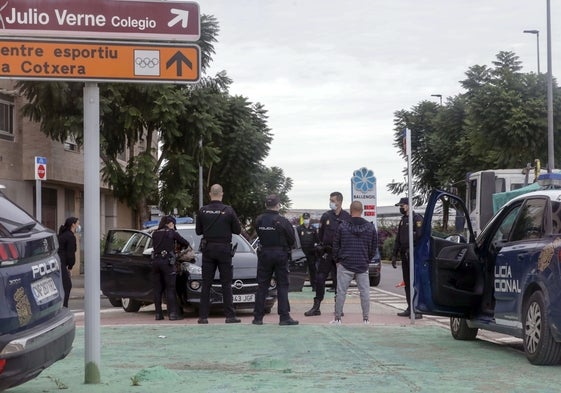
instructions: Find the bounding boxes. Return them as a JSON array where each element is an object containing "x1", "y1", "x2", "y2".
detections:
[
  {"x1": 329, "y1": 202, "x2": 337, "y2": 210},
  {"x1": 75, "y1": 224, "x2": 82, "y2": 234},
  {"x1": 303, "y1": 219, "x2": 310, "y2": 225}
]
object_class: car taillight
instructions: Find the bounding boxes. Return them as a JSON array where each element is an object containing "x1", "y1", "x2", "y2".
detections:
[
  {"x1": 0, "y1": 243, "x2": 18, "y2": 265},
  {"x1": 0, "y1": 359, "x2": 6, "y2": 374}
]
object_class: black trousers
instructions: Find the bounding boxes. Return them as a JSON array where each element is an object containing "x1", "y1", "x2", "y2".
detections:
[
  {"x1": 61, "y1": 265, "x2": 72, "y2": 308},
  {"x1": 199, "y1": 243, "x2": 235, "y2": 319},
  {"x1": 152, "y1": 257, "x2": 179, "y2": 315},
  {"x1": 314, "y1": 252, "x2": 336, "y2": 302},
  {"x1": 400, "y1": 249, "x2": 412, "y2": 309},
  {"x1": 303, "y1": 250, "x2": 317, "y2": 290},
  {"x1": 254, "y1": 249, "x2": 291, "y2": 321}
]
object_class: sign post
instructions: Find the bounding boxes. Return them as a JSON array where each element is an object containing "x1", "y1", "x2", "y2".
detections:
[
  {"x1": 34, "y1": 156, "x2": 47, "y2": 222},
  {"x1": 2, "y1": 0, "x2": 202, "y2": 385}
]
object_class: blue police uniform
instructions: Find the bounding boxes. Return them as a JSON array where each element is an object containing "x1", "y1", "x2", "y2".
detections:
[
  {"x1": 196, "y1": 199, "x2": 242, "y2": 323},
  {"x1": 304, "y1": 208, "x2": 351, "y2": 316},
  {"x1": 152, "y1": 218, "x2": 190, "y2": 320},
  {"x1": 296, "y1": 222, "x2": 319, "y2": 290},
  {"x1": 392, "y1": 208, "x2": 423, "y2": 318},
  {"x1": 253, "y1": 207, "x2": 298, "y2": 325}
]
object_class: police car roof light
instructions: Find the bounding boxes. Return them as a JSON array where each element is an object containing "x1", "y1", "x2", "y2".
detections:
[{"x1": 537, "y1": 173, "x2": 561, "y2": 189}]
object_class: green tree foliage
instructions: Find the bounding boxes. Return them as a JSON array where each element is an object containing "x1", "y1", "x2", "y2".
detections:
[
  {"x1": 390, "y1": 51, "x2": 561, "y2": 203},
  {"x1": 16, "y1": 15, "x2": 292, "y2": 227}
]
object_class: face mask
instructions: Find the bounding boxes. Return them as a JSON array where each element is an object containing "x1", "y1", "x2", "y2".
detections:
[
  {"x1": 304, "y1": 219, "x2": 310, "y2": 225},
  {"x1": 75, "y1": 224, "x2": 82, "y2": 234},
  {"x1": 399, "y1": 207, "x2": 406, "y2": 215},
  {"x1": 329, "y1": 202, "x2": 337, "y2": 210}
]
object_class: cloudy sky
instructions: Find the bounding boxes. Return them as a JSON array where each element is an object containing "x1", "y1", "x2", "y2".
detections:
[{"x1": 201, "y1": 0, "x2": 558, "y2": 209}]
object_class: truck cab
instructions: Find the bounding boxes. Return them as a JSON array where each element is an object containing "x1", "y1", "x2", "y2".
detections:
[{"x1": 466, "y1": 169, "x2": 542, "y2": 235}]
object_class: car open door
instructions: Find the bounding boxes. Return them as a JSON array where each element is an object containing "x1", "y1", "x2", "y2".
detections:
[
  {"x1": 101, "y1": 230, "x2": 153, "y2": 302},
  {"x1": 414, "y1": 190, "x2": 485, "y2": 318}
]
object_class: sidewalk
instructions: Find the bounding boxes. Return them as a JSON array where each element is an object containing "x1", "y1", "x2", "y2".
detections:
[
  {"x1": 11, "y1": 276, "x2": 555, "y2": 393},
  {"x1": 68, "y1": 273, "x2": 427, "y2": 326}
]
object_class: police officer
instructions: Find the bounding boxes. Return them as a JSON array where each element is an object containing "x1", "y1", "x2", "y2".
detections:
[
  {"x1": 152, "y1": 215, "x2": 191, "y2": 321},
  {"x1": 253, "y1": 194, "x2": 299, "y2": 325},
  {"x1": 196, "y1": 184, "x2": 242, "y2": 324},
  {"x1": 392, "y1": 197, "x2": 423, "y2": 319},
  {"x1": 297, "y1": 212, "x2": 319, "y2": 291},
  {"x1": 304, "y1": 191, "x2": 351, "y2": 317}
]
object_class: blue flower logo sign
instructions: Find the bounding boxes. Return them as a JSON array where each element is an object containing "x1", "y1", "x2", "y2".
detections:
[{"x1": 352, "y1": 167, "x2": 375, "y2": 193}]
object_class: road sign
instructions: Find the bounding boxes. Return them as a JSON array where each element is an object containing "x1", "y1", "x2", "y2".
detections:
[
  {"x1": 0, "y1": 39, "x2": 200, "y2": 83},
  {"x1": 35, "y1": 156, "x2": 47, "y2": 180},
  {"x1": 0, "y1": 0, "x2": 200, "y2": 41}
]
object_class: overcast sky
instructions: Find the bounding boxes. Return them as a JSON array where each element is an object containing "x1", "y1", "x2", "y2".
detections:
[{"x1": 201, "y1": 0, "x2": 559, "y2": 210}]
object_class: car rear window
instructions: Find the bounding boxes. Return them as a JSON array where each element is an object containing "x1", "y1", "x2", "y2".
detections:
[
  {"x1": 0, "y1": 193, "x2": 56, "y2": 267},
  {"x1": 177, "y1": 228, "x2": 252, "y2": 253},
  {"x1": 0, "y1": 193, "x2": 42, "y2": 236}
]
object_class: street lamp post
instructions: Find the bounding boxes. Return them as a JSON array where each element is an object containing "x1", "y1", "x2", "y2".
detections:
[
  {"x1": 523, "y1": 29, "x2": 541, "y2": 74},
  {"x1": 430, "y1": 94, "x2": 442, "y2": 105},
  {"x1": 546, "y1": 0, "x2": 554, "y2": 171}
]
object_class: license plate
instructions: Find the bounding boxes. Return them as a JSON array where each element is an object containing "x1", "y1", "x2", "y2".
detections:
[
  {"x1": 31, "y1": 277, "x2": 59, "y2": 305},
  {"x1": 233, "y1": 293, "x2": 255, "y2": 303}
]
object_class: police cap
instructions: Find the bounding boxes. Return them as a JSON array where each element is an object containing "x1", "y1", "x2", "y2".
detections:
[
  {"x1": 302, "y1": 212, "x2": 310, "y2": 219},
  {"x1": 395, "y1": 197, "x2": 409, "y2": 206}
]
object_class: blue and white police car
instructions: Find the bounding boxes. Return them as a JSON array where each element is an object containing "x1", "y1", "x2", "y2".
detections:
[{"x1": 414, "y1": 185, "x2": 561, "y2": 364}]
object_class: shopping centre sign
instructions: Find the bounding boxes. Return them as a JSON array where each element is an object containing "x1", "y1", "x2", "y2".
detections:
[{"x1": 0, "y1": 0, "x2": 200, "y2": 41}]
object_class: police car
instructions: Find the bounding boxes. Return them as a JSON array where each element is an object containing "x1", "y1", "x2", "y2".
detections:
[
  {"x1": 101, "y1": 223, "x2": 279, "y2": 314},
  {"x1": 415, "y1": 187, "x2": 561, "y2": 364},
  {"x1": 0, "y1": 190, "x2": 75, "y2": 390}
]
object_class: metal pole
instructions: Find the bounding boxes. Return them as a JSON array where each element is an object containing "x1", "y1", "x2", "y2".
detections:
[
  {"x1": 406, "y1": 128, "x2": 415, "y2": 325},
  {"x1": 536, "y1": 31, "x2": 541, "y2": 74},
  {"x1": 431, "y1": 94, "x2": 442, "y2": 106},
  {"x1": 546, "y1": 0, "x2": 554, "y2": 171},
  {"x1": 35, "y1": 179, "x2": 41, "y2": 222},
  {"x1": 198, "y1": 137, "x2": 203, "y2": 210},
  {"x1": 523, "y1": 30, "x2": 541, "y2": 74},
  {"x1": 83, "y1": 82, "x2": 101, "y2": 384}
]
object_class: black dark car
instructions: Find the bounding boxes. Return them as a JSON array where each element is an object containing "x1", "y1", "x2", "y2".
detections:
[
  {"x1": 0, "y1": 190, "x2": 75, "y2": 390},
  {"x1": 101, "y1": 223, "x2": 280, "y2": 314}
]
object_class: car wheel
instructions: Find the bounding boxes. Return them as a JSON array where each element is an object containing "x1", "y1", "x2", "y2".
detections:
[
  {"x1": 121, "y1": 297, "x2": 142, "y2": 313},
  {"x1": 108, "y1": 297, "x2": 122, "y2": 307},
  {"x1": 522, "y1": 291, "x2": 561, "y2": 365},
  {"x1": 450, "y1": 317, "x2": 478, "y2": 340},
  {"x1": 265, "y1": 307, "x2": 272, "y2": 314},
  {"x1": 369, "y1": 275, "x2": 381, "y2": 287}
]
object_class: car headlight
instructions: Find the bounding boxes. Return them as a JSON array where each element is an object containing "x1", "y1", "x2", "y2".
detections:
[
  {"x1": 190, "y1": 280, "x2": 201, "y2": 290},
  {"x1": 269, "y1": 278, "x2": 277, "y2": 289},
  {"x1": 182, "y1": 262, "x2": 202, "y2": 275}
]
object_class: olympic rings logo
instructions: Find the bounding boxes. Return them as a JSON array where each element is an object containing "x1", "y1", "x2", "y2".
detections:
[{"x1": 135, "y1": 57, "x2": 159, "y2": 68}]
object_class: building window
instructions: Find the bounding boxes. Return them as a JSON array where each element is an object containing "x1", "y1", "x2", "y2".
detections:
[
  {"x1": 0, "y1": 95, "x2": 14, "y2": 141},
  {"x1": 64, "y1": 135, "x2": 79, "y2": 152}
]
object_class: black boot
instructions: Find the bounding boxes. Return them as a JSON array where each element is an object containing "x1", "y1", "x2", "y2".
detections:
[{"x1": 304, "y1": 299, "x2": 321, "y2": 316}]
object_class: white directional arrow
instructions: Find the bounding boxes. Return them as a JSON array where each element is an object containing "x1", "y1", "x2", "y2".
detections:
[{"x1": 168, "y1": 9, "x2": 189, "y2": 28}]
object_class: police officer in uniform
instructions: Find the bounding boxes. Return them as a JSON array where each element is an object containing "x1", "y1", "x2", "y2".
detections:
[
  {"x1": 392, "y1": 197, "x2": 423, "y2": 319},
  {"x1": 297, "y1": 212, "x2": 319, "y2": 291},
  {"x1": 196, "y1": 184, "x2": 242, "y2": 324},
  {"x1": 304, "y1": 191, "x2": 351, "y2": 317},
  {"x1": 253, "y1": 194, "x2": 299, "y2": 325},
  {"x1": 152, "y1": 215, "x2": 191, "y2": 320}
]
